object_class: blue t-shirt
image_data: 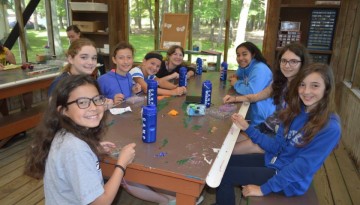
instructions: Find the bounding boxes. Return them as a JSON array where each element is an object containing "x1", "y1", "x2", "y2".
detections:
[{"x1": 97, "y1": 70, "x2": 133, "y2": 100}]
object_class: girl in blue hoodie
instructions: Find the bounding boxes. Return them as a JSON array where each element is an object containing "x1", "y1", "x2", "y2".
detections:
[
  {"x1": 216, "y1": 63, "x2": 341, "y2": 204},
  {"x1": 229, "y1": 42, "x2": 275, "y2": 125}
]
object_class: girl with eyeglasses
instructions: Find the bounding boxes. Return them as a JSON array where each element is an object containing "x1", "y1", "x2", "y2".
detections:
[
  {"x1": 216, "y1": 63, "x2": 341, "y2": 204},
  {"x1": 227, "y1": 41, "x2": 276, "y2": 126},
  {"x1": 224, "y1": 43, "x2": 311, "y2": 154},
  {"x1": 25, "y1": 75, "x2": 136, "y2": 204}
]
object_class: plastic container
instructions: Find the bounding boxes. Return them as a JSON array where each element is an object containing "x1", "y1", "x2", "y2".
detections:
[
  {"x1": 179, "y1": 67, "x2": 187, "y2": 87},
  {"x1": 201, "y1": 80, "x2": 212, "y2": 108},
  {"x1": 196, "y1": 58, "x2": 203, "y2": 75},
  {"x1": 142, "y1": 105, "x2": 157, "y2": 143},
  {"x1": 186, "y1": 104, "x2": 206, "y2": 116},
  {"x1": 147, "y1": 79, "x2": 158, "y2": 106},
  {"x1": 220, "y1": 61, "x2": 228, "y2": 81}
]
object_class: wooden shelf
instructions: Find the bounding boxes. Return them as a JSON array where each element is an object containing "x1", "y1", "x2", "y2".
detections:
[
  {"x1": 71, "y1": 10, "x2": 108, "y2": 14},
  {"x1": 281, "y1": 4, "x2": 340, "y2": 8},
  {"x1": 82, "y1": 32, "x2": 109, "y2": 35}
]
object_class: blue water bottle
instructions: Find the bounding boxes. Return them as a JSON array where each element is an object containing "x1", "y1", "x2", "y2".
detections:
[
  {"x1": 142, "y1": 105, "x2": 157, "y2": 143},
  {"x1": 179, "y1": 67, "x2": 187, "y2": 87},
  {"x1": 147, "y1": 79, "x2": 158, "y2": 106},
  {"x1": 196, "y1": 58, "x2": 203, "y2": 75},
  {"x1": 201, "y1": 80, "x2": 212, "y2": 108},
  {"x1": 220, "y1": 61, "x2": 228, "y2": 81}
]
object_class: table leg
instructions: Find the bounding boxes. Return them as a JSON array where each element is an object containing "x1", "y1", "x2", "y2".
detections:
[
  {"x1": 216, "y1": 54, "x2": 221, "y2": 71},
  {"x1": 176, "y1": 193, "x2": 197, "y2": 205}
]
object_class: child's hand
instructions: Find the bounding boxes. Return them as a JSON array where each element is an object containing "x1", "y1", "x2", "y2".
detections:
[
  {"x1": 0, "y1": 63, "x2": 4, "y2": 70},
  {"x1": 172, "y1": 86, "x2": 186, "y2": 96},
  {"x1": 169, "y1": 72, "x2": 179, "y2": 80},
  {"x1": 104, "y1": 98, "x2": 114, "y2": 110},
  {"x1": 223, "y1": 95, "x2": 236, "y2": 104},
  {"x1": 117, "y1": 143, "x2": 136, "y2": 168},
  {"x1": 113, "y1": 94, "x2": 125, "y2": 105},
  {"x1": 132, "y1": 83, "x2": 142, "y2": 94},
  {"x1": 229, "y1": 76, "x2": 238, "y2": 86},
  {"x1": 100, "y1": 141, "x2": 116, "y2": 153},
  {"x1": 242, "y1": 185, "x2": 263, "y2": 197},
  {"x1": 231, "y1": 113, "x2": 249, "y2": 130}
]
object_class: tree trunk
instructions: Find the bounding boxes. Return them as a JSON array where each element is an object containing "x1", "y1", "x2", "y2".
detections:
[
  {"x1": 144, "y1": 0, "x2": 153, "y2": 31},
  {"x1": 50, "y1": 0, "x2": 64, "y2": 57},
  {"x1": 217, "y1": 0, "x2": 226, "y2": 43},
  {"x1": 235, "y1": 0, "x2": 252, "y2": 46}
]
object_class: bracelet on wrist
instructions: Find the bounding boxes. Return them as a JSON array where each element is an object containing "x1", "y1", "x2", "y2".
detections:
[{"x1": 114, "y1": 164, "x2": 126, "y2": 175}]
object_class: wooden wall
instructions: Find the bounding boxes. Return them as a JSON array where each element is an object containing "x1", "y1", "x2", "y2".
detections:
[{"x1": 330, "y1": 0, "x2": 360, "y2": 170}]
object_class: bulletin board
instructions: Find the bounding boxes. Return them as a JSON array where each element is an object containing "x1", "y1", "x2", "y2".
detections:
[{"x1": 160, "y1": 13, "x2": 189, "y2": 49}]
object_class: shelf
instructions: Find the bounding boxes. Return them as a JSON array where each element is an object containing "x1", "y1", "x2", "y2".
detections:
[
  {"x1": 82, "y1": 32, "x2": 109, "y2": 35},
  {"x1": 71, "y1": 10, "x2": 108, "y2": 14},
  {"x1": 307, "y1": 49, "x2": 332, "y2": 54},
  {"x1": 281, "y1": 4, "x2": 340, "y2": 8}
]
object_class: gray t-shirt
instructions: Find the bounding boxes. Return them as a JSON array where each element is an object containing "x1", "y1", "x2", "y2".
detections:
[{"x1": 44, "y1": 130, "x2": 104, "y2": 205}]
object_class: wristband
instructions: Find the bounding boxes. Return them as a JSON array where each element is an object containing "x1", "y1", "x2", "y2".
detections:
[{"x1": 115, "y1": 164, "x2": 126, "y2": 175}]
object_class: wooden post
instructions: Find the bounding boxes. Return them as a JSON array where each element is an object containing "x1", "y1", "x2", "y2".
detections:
[
  {"x1": 224, "y1": 0, "x2": 231, "y2": 62},
  {"x1": 14, "y1": 0, "x2": 27, "y2": 63}
]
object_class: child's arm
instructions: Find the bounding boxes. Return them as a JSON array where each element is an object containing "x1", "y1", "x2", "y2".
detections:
[
  {"x1": 161, "y1": 72, "x2": 179, "y2": 81},
  {"x1": 156, "y1": 77, "x2": 177, "y2": 90},
  {"x1": 223, "y1": 84, "x2": 273, "y2": 104},
  {"x1": 91, "y1": 143, "x2": 136, "y2": 205},
  {"x1": 157, "y1": 86, "x2": 186, "y2": 96}
]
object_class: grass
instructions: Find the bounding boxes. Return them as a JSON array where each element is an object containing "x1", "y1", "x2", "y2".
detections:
[{"x1": 10, "y1": 29, "x2": 263, "y2": 70}]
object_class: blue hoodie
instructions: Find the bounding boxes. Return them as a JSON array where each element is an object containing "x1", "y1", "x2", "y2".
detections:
[
  {"x1": 234, "y1": 59, "x2": 275, "y2": 125},
  {"x1": 245, "y1": 108, "x2": 341, "y2": 196}
]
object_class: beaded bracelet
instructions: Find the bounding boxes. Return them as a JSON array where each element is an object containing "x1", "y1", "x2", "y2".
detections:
[{"x1": 114, "y1": 164, "x2": 126, "y2": 175}]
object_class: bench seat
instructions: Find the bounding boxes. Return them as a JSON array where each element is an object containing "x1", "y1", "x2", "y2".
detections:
[
  {"x1": 0, "y1": 102, "x2": 47, "y2": 141},
  {"x1": 243, "y1": 185, "x2": 318, "y2": 205}
]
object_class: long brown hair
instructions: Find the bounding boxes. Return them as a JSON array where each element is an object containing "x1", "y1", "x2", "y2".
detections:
[
  {"x1": 24, "y1": 75, "x2": 108, "y2": 179},
  {"x1": 272, "y1": 43, "x2": 311, "y2": 105},
  {"x1": 279, "y1": 63, "x2": 336, "y2": 145},
  {"x1": 63, "y1": 38, "x2": 96, "y2": 72}
]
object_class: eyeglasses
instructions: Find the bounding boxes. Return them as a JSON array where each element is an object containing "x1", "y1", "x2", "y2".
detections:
[
  {"x1": 280, "y1": 59, "x2": 302, "y2": 67},
  {"x1": 66, "y1": 95, "x2": 106, "y2": 109}
]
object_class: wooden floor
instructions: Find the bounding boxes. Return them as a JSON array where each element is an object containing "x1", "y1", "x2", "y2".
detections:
[{"x1": 0, "y1": 131, "x2": 359, "y2": 205}]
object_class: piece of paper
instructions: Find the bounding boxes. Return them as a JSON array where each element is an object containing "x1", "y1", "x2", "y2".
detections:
[{"x1": 109, "y1": 106, "x2": 132, "y2": 115}]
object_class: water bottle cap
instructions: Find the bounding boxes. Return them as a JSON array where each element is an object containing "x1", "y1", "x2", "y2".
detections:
[{"x1": 143, "y1": 105, "x2": 157, "y2": 115}]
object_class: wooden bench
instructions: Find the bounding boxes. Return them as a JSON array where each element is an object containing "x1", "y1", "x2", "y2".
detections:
[
  {"x1": 237, "y1": 140, "x2": 360, "y2": 205},
  {"x1": 0, "y1": 102, "x2": 47, "y2": 145},
  {"x1": 244, "y1": 185, "x2": 318, "y2": 205}
]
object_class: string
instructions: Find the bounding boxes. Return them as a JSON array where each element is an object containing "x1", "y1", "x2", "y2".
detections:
[{"x1": 114, "y1": 71, "x2": 132, "y2": 97}]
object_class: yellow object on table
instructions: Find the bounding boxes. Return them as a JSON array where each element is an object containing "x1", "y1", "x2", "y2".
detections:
[
  {"x1": 3, "y1": 64, "x2": 21, "y2": 70},
  {"x1": 168, "y1": 109, "x2": 179, "y2": 116}
]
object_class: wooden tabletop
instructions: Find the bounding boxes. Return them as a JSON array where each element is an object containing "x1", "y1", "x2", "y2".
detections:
[{"x1": 101, "y1": 72, "x2": 244, "y2": 204}]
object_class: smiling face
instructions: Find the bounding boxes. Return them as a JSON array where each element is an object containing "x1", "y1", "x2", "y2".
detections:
[
  {"x1": 168, "y1": 48, "x2": 184, "y2": 68},
  {"x1": 67, "y1": 30, "x2": 81, "y2": 43},
  {"x1": 62, "y1": 83, "x2": 105, "y2": 128},
  {"x1": 236, "y1": 46, "x2": 254, "y2": 68},
  {"x1": 280, "y1": 50, "x2": 302, "y2": 82},
  {"x1": 67, "y1": 45, "x2": 97, "y2": 75},
  {"x1": 112, "y1": 48, "x2": 133, "y2": 75},
  {"x1": 298, "y1": 72, "x2": 325, "y2": 112},
  {"x1": 142, "y1": 58, "x2": 162, "y2": 76}
]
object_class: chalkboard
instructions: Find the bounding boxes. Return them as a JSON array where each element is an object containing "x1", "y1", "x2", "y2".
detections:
[{"x1": 160, "y1": 13, "x2": 189, "y2": 49}]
